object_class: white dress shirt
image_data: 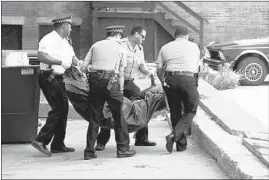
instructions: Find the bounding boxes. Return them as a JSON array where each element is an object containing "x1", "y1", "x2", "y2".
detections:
[{"x1": 38, "y1": 30, "x2": 75, "y2": 74}]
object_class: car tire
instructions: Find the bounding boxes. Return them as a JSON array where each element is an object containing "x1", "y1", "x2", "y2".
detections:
[{"x1": 237, "y1": 56, "x2": 268, "y2": 86}]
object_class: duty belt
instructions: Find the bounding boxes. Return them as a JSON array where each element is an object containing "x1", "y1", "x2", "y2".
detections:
[
  {"x1": 40, "y1": 70, "x2": 64, "y2": 81},
  {"x1": 165, "y1": 71, "x2": 195, "y2": 77},
  {"x1": 89, "y1": 70, "x2": 114, "y2": 80}
]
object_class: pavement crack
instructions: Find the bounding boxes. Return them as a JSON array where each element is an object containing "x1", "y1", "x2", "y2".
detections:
[{"x1": 134, "y1": 164, "x2": 154, "y2": 169}]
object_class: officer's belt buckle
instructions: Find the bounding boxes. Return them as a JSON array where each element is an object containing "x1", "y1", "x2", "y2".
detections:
[
  {"x1": 165, "y1": 71, "x2": 194, "y2": 77},
  {"x1": 91, "y1": 70, "x2": 113, "y2": 80},
  {"x1": 173, "y1": 71, "x2": 183, "y2": 75}
]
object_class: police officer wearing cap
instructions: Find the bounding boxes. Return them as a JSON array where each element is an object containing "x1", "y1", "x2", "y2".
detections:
[
  {"x1": 95, "y1": 25, "x2": 157, "y2": 151},
  {"x1": 31, "y1": 16, "x2": 83, "y2": 156},
  {"x1": 156, "y1": 25, "x2": 201, "y2": 153},
  {"x1": 80, "y1": 25, "x2": 136, "y2": 160}
]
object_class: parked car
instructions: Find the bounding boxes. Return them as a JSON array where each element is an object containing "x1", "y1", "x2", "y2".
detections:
[{"x1": 203, "y1": 37, "x2": 269, "y2": 85}]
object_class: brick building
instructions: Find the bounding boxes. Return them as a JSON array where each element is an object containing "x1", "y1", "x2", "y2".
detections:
[
  {"x1": 184, "y1": 1, "x2": 269, "y2": 43},
  {"x1": 1, "y1": 1, "x2": 92, "y2": 59},
  {"x1": 1, "y1": 1, "x2": 269, "y2": 62}
]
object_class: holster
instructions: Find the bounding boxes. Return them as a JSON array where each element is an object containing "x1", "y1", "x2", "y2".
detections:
[
  {"x1": 41, "y1": 70, "x2": 63, "y2": 83},
  {"x1": 106, "y1": 72, "x2": 119, "y2": 90}
]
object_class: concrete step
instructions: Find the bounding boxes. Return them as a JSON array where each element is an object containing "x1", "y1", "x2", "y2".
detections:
[{"x1": 193, "y1": 107, "x2": 269, "y2": 179}]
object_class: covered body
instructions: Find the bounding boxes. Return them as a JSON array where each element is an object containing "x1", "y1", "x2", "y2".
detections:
[{"x1": 63, "y1": 67, "x2": 165, "y2": 133}]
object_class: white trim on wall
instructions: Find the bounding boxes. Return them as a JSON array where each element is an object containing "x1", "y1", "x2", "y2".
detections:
[
  {"x1": 36, "y1": 17, "x2": 82, "y2": 26},
  {"x1": 1, "y1": 16, "x2": 25, "y2": 25}
]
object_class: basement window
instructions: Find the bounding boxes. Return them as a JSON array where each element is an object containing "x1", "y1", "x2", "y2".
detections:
[{"x1": 1, "y1": 25, "x2": 22, "y2": 50}]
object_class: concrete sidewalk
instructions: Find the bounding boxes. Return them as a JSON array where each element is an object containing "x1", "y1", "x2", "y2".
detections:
[
  {"x1": 35, "y1": 77, "x2": 269, "y2": 179},
  {"x1": 2, "y1": 114, "x2": 228, "y2": 179}
]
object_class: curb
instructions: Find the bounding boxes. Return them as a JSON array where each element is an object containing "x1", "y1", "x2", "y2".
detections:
[
  {"x1": 197, "y1": 79, "x2": 269, "y2": 167},
  {"x1": 192, "y1": 107, "x2": 269, "y2": 179}
]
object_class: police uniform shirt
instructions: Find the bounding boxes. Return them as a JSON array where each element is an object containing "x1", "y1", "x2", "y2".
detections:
[
  {"x1": 38, "y1": 30, "x2": 75, "y2": 74},
  {"x1": 120, "y1": 38, "x2": 147, "y2": 80},
  {"x1": 156, "y1": 38, "x2": 200, "y2": 73},
  {"x1": 84, "y1": 37, "x2": 127, "y2": 71}
]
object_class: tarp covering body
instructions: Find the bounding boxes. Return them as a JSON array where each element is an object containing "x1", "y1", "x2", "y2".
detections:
[{"x1": 64, "y1": 67, "x2": 165, "y2": 133}]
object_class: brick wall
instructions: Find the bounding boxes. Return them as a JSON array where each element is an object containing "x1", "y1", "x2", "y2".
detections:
[
  {"x1": 163, "y1": 1, "x2": 269, "y2": 45},
  {"x1": 2, "y1": 1, "x2": 268, "y2": 57},
  {"x1": 1, "y1": 1, "x2": 92, "y2": 59}
]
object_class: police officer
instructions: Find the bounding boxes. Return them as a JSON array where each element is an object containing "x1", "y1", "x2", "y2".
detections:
[
  {"x1": 95, "y1": 25, "x2": 157, "y2": 151},
  {"x1": 80, "y1": 25, "x2": 136, "y2": 160},
  {"x1": 156, "y1": 26, "x2": 201, "y2": 153},
  {"x1": 31, "y1": 16, "x2": 83, "y2": 156}
]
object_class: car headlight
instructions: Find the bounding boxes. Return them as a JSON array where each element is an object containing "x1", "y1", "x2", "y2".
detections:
[
  {"x1": 219, "y1": 51, "x2": 226, "y2": 61},
  {"x1": 203, "y1": 48, "x2": 211, "y2": 58}
]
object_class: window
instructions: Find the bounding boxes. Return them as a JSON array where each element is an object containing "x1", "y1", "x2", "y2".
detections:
[{"x1": 1, "y1": 25, "x2": 22, "y2": 50}]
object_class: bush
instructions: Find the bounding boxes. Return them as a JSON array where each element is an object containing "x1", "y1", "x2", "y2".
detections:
[{"x1": 199, "y1": 64, "x2": 242, "y2": 90}]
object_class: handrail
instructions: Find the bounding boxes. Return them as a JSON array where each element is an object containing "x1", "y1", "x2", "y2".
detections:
[
  {"x1": 174, "y1": 1, "x2": 209, "y2": 23},
  {"x1": 91, "y1": 1, "x2": 206, "y2": 47},
  {"x1": 158, "y1": 3, "x2": 199, "y2": 33},
  {"x1": 156, "y1": 1, "x2": 207, "y2": 48},
  {"x1": 91, "y1": 1, "x2": 155, "y2": 11}
]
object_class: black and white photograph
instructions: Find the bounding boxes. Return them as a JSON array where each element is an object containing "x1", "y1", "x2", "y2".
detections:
[{"x1": 1, "y1": 0, "x2": 269, "y2": 179}]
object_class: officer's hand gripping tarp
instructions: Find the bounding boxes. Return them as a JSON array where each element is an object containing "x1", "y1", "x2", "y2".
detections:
[{"x1": 64, "y1": 67, "x2": 165, "y2": 133}]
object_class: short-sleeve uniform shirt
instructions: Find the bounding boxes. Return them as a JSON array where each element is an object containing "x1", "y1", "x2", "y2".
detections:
[
  {"x1": 156, "y1": 38, "x2": 200, "y2": 73},
  {"x1": 38, "y1": 30, "x2": 75, "y2": 74},
  {"x1": 84, "y1": 37, "x2": 127, "y2": 71},
  {"x1": 120, "y1": 38, "x2": 146, "y2": 80}
]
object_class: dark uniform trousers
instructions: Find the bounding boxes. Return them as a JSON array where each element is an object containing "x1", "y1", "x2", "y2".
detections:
[
  {"x1": 164, "y1": 75, "x2": 199, "y2": 147},
  {"x1": 85, "y1": 74, "x2": 130, "y2": 156},
  {"x1": 96, "y1": 79, "x2": 149, "y2": 146},
  {"x1": 35, "y1": 71, "x2": 69, "y2": 149}
]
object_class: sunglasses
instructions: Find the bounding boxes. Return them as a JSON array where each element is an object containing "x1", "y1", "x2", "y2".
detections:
[{"x1": 138, "y1": 33, "x2": 145, "y2": 40}]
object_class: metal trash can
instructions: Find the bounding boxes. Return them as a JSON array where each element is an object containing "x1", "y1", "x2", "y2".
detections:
[{"x1": 1, "y1": 65, "x2": 40, "y2": 143}]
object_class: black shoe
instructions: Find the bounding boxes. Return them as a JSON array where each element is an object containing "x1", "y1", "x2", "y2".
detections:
[
  {"x1": 176, "y1": 144, "x2": 187, "y2": 152},
  {"x1": 31, "y1": 140, "x2": 51, "y2": 156},
  {"x1": 134, "y1": 139, "x2": 157, "y2": 146},
  {"x1": 95, "y1": 144, "x2": 105, "y2": 151},
  {"x1": 165, "y1": 134, "x2": 175, "y2": 153},
  {"x1": 84, "y1": 153, "x2": 97, "y2": 160},
  {"x1": 117, "y1": 149, "x2": 136, "y2": 158},
  {"x1": 51, "y1": 146, "x2": 75, "y2": 153}
]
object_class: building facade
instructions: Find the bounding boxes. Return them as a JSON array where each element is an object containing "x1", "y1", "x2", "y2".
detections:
[{"x1": 2, "y1": 1, "x2": 269, "y2": 61}]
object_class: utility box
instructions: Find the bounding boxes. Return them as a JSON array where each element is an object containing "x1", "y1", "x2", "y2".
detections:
[{"x1": 1, "y1": 65, "x2": 40, "y2": 143}]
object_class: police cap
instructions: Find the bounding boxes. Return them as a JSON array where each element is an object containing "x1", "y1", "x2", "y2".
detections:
[
  {"x1": 52, "y1": 16, "x2": 73, "y2": 26},
  {"x1": 175, "y1": 25, "x2": 189, "y2": 37},
  {"x1": 105, "y1": 25, "x2": 125, "y2": 33}
]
